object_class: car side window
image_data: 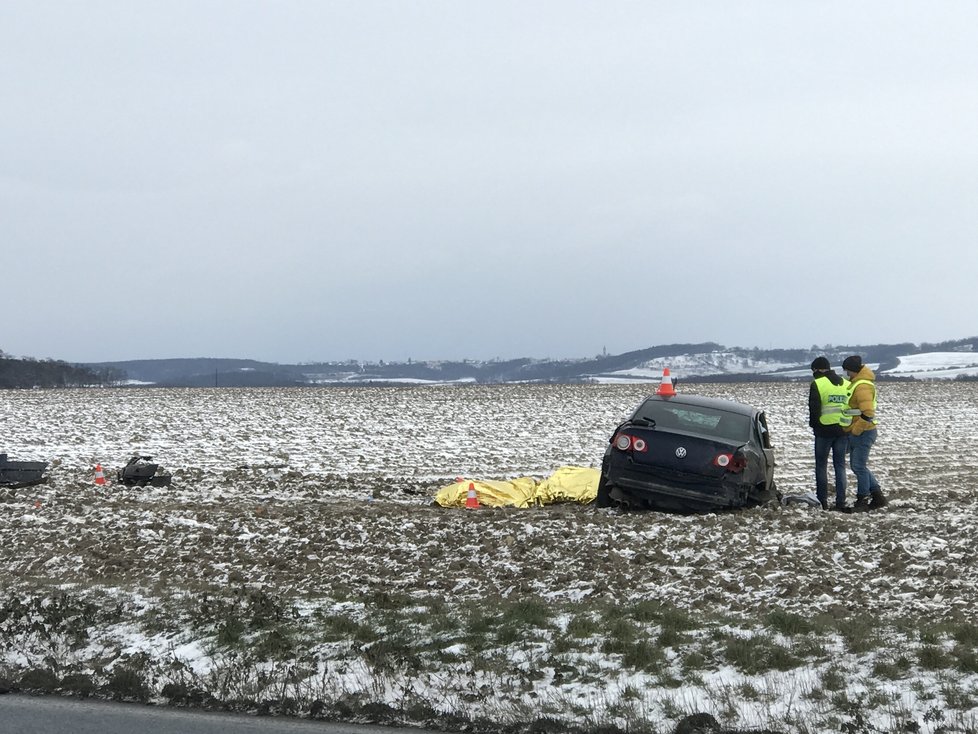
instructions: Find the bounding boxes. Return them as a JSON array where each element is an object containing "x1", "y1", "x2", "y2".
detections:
[{"x1": 756, "y1": 413, "x2": 773, "y2": 449}]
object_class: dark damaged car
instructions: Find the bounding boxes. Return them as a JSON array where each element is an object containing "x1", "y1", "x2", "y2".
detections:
[{"x1": 596, "y1": 392, "x2": 777, "y2": 512}]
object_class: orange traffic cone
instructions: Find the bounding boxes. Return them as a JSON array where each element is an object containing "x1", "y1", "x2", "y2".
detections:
[
  {"x1": 465, "y1": 482, "x2": 480, "y2": 509},
  {"x1": 94, "y1": 464, "x2": 106, "y2": 486},
  {"x1": 657, "y1": 368, "x2": 676, "y2": 397}
]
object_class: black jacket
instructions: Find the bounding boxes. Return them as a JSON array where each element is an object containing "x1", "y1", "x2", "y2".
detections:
[{"x1": 809, "y1": 371, "x2": 847, "y2": 438}]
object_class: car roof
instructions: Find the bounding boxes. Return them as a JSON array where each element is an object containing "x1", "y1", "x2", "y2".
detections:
[{"x1": 638, "y1": 393, "x2": 759, "y2": 417}]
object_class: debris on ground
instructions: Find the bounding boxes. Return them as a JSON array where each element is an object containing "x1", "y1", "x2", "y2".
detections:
[
  {"x1": 117, "y1": 456, "x2": 173, "y2": 487},
  {"x1": 0, "y1": 453, "x2": 48, "y2": 489}
]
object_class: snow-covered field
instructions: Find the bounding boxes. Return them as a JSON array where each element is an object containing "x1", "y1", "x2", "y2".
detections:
[
  {"x1": 2, "y1": 382, "x2": 978, "y2": 733},
  {"x1": 886, "y1": 352, "x2": 978, "y2": 380}
]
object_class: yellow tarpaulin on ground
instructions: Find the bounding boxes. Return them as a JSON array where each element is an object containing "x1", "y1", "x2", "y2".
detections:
[{"x1": 435, "y1": 465, "x2": 600, "y2": 508}]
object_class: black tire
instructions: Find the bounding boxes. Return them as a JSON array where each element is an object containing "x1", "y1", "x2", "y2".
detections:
[{"x1": 596, "y1": 474, "x2": 612, "y2": 508}]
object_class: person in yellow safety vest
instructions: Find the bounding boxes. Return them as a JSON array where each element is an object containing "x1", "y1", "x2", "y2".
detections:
[
  {"x1": 842, "y1": 355, "x2": 887, "y2": 511},
  {"x1": 808, "y1": 356, "x2": 852, "y2": 512}
]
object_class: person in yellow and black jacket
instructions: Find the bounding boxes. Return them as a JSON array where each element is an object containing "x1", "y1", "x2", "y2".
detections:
[
  {"x1": 809, "y1": 357, "x2": 851, "y2": 511},
  {"x1": 842, "y1": 355, "x2": 887, "y2": 511}
]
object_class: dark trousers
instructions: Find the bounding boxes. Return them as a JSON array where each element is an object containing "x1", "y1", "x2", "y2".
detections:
[{"x1": 815, "y1": 434, "x2": 849, "y2": 507}]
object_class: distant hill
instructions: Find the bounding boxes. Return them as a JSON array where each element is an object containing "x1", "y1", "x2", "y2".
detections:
[{"x1": 73, "y1": 336, "x2": 978, "y2": 387}]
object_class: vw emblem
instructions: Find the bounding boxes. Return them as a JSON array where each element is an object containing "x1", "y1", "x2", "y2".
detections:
[{"x1": 675, "y1": 447, "x2": 687, "y2": 458}]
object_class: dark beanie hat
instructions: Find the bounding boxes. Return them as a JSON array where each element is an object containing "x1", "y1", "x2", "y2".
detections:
[
  {"x1": 810, "y1": 356, "x2": 831, "y2": 371},
  {"x1": 842, "y1": 355, "x2": 863, "y2": 372}
]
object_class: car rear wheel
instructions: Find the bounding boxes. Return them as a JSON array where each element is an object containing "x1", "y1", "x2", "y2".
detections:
[{"x1": 596, "y1": 474, "x2": 613, "y2": 508}]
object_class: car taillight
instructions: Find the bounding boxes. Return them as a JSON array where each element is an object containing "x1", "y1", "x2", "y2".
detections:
[
  {"x1": 714, "y1": 452, "x2": 747, "y2": 472},
  {"x1": 613, "y1": 433, "x2": 647, "y2": 453}
]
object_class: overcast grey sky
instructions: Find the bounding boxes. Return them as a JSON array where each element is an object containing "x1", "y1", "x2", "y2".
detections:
[{"x1": 3, "y1": 2, "x2": 977, "y2": 364}]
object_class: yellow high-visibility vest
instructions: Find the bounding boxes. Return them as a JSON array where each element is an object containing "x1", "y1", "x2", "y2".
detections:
[{"x1": 814, "y1": 375, "x2": 853, "y2": 427}]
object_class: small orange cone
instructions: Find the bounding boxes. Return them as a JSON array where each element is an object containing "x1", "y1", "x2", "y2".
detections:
[
  {"x1": 465, "y1": 482, "x2": 480, "y2": 509},
  {"x1": 94, "y1": 464, "x2": 106, "y2": 486},
  {"x1": 657, "y1": 368, "x2": 677, "y2": 397}
]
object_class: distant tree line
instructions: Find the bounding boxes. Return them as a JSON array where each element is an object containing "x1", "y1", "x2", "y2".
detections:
[{"x1": 0, "y1": 351, "x2": 123, "y2": 389}]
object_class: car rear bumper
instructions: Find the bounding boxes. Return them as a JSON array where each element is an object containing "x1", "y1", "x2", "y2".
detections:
[
  {"x1": 612, "y1": 473, "x2": 748, "y2": 511},
  {"x1": 602, "y1": 456, "x2": 765, "y2": 512}
]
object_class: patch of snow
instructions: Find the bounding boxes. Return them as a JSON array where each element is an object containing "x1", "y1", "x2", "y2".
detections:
[
  {"x1": 590, "y1": 352, "x2": 801, "y2": 382},
  {"x1": 889, "y1": 352, "x2": 978, "y2": 379}
]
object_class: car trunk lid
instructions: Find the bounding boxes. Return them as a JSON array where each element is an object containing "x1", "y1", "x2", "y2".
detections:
[{"x1": 625, "y1": 427, "x2": 739, "y2": 476}]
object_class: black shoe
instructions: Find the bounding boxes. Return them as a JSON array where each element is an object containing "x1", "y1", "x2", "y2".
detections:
[
  {"x1": 869, "y1": 490, "x2": 888, "y2": 509},
  {"x1": 829, "y1": 504, "x2": 852, "y2": 514},
  {"x1": 852, "y1": 495, "x2": 872, "y2": 513}
]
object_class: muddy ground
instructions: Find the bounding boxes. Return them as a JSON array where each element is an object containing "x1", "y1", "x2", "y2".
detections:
[{"x1": 3, "y1": 464, "x2": 971, "y2": 623}]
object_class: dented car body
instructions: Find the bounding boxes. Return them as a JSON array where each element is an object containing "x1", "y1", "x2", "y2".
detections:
[{"x1": 596, "y1": 393, "x2": 777, "y2": 513}]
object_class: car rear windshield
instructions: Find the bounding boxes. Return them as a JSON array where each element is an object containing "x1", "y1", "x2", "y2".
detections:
[{"x1": 633, "y1": 401, "x2": 752, "y2": 443}]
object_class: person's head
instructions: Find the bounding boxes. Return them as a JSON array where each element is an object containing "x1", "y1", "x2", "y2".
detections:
[
  {"x1": 810, "y1": 356, "x2": 831, "y2": 374},
  {"x1": 842, "y1": 355, "x2": 863, "y2": 376}
]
